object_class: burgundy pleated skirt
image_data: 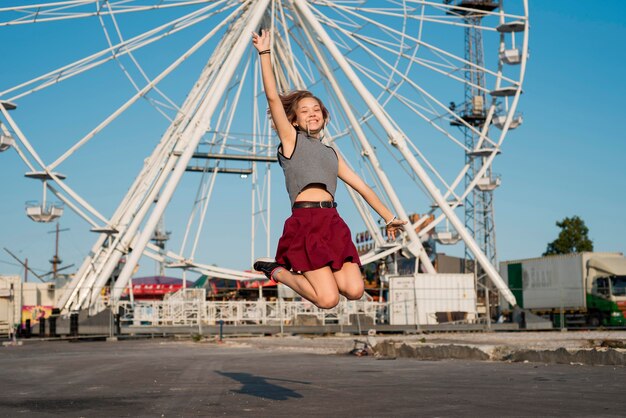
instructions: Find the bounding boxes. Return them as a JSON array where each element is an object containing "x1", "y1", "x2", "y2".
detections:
[{"x1": 275, "y1": 207, "x2": 361, "y2": 273}]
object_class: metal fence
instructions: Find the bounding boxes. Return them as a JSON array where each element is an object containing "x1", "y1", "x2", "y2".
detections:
[{"x1": 118, "y1": 289, "x2": 384, "y2": 327}]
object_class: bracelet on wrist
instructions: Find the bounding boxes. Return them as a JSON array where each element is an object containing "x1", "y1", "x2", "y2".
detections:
[
  {"x1": 385, "y1": 216, "x2": 397, "y2": 227},
  {"x1": 258, "y1": 49, "x2": 271, "y2": 55}
]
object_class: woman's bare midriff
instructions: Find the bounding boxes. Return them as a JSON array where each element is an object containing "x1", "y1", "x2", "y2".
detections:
[{"x1": 295, "y1": 184, "x2": 333, "y2": 202}]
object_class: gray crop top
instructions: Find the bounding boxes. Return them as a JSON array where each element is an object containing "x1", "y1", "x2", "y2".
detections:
[{"x1": 277, "y1": 129, "x2": 339, "y2": 206}]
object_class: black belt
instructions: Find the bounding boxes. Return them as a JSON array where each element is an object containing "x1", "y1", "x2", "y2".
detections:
[{"x1": 292, "y1": 201, "x2": 337, "y2": 209}]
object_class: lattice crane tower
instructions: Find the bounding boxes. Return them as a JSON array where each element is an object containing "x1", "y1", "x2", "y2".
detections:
[{"x1": 448, "y1": 0, "x2": 525, "y2": 300}]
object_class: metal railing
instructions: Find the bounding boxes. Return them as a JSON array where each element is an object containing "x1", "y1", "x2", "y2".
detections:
[{"x1": 118, "y1": 297, "x2": 383, "y2": 327}]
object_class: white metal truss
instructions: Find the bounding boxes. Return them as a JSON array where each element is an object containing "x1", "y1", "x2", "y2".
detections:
[{"x1": 0, "y1": 1, "x2": 528, "y2": 313}]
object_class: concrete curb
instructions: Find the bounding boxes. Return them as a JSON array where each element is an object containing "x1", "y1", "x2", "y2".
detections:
[
  {"x1": 502, "y1": 347, "x2": 626, "y2": 366},
  {"x1": 374, "y1": 341, "x2": 491, "y2": 361},
  {"x1": 372, "y1": 340, "x2": 626, "y2": 366},
  {"x1": 201, "y1": 332, "x2": 626, "y2": 366}
]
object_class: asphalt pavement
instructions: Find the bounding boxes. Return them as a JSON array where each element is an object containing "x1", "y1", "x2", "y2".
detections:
[{"x1": 1, "y1": 338, "x2": 625, "y2": 417}]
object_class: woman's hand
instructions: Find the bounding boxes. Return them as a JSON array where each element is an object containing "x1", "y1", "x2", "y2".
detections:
[
  {"x1": 386, "y1": 217, "x2": 407, "y2": 241},
  {"x1": 252, "y1": 29, "x2": 270, "y2": 52}
]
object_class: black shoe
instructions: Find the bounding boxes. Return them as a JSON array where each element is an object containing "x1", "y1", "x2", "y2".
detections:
[{"x1": 253, "y1": 258, "x2": 284, "y2": 279}]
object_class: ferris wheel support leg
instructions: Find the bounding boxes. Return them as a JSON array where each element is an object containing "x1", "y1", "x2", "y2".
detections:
[
  {"x1": 292, "y1": 0, "x2": 434, "y2": 273},
  {"x1": 58, "y1": 7, "x2": 248, "y2": 312},
  {"x1": 293, "y1": 0, "x2": 516, "y2": 306},
  {"x1": 66, "y1": 134, "x2": 182, "y2": 311},
  {"x1": 80, "y1": 108, "x2": 205, "y2": 309},
  {"x1": 57, "y1": 234, "x2": 109, "y2": 312},
  {"x1": 68, "y1": 18, "x2": 244, "y2": 312},
  {"x1": 110, "y1": 0, "x2": 271, "y2": 304}
]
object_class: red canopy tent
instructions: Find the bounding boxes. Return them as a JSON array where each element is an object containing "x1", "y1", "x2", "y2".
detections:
[{"x1": 122, "y1": 276, "x2": 189, "y2": 299}]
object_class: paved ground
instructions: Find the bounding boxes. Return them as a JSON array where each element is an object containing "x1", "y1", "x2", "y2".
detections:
[{"x1": 1, "y1": 338, "x2": 625, "y2": 417}]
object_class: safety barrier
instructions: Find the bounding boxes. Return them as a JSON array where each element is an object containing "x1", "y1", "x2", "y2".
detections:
[{"x1": 118, "y1": 297, "x2": 383, "y2": 327}]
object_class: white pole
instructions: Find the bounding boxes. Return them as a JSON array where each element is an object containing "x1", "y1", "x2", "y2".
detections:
[
  {"x1": 265, "y1": 126, "x2": 272, "y2": 258},
  {"x1": 251, "y1": 65, "x2": 258, "y2": 266}
]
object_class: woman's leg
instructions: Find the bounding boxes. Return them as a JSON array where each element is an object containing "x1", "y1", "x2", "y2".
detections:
[
  {"x1": 273, "y1": 267, "x2": 340, "y2": 309},
  {"x1": 333, "y1": 262, "x2": 364, "y2": 300}
]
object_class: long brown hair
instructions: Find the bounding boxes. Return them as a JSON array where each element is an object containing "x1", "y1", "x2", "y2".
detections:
[{"x1": 278, "y1": 90, "x2": 330, "y2": 127}]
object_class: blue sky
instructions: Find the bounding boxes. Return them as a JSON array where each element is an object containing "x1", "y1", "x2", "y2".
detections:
[{"x1": 1, "y1": 1, "x2": 625, "y2": 281}]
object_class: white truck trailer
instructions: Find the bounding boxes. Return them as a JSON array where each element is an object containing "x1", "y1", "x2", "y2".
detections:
[{"x1": 500, "y1": 252, "x2": 626, "y2": 327}]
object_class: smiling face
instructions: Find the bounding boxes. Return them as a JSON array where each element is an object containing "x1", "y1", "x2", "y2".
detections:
[{"x1": 294, "y1": 97, "x2": 325, "y2": 136}]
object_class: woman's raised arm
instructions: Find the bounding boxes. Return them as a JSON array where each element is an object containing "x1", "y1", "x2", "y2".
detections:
[{"x1": 252, "y1": 29, "x2": 296, "y2": 148}]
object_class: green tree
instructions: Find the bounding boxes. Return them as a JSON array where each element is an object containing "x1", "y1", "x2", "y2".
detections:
[{"x1": 543, "y1": 216, "x2": 594, "y2": 256}]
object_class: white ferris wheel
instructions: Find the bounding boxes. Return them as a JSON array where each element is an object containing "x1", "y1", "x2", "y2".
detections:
[{"x1": 0, "y1": 0, "x2": 528, "y2": 314}]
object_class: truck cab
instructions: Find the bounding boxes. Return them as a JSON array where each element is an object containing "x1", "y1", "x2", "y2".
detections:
[{"x1": 587, "y1": 256, "x2": 626, "y2": 326}]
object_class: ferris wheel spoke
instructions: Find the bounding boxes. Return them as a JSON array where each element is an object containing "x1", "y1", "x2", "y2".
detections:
[
  {"x1": 348, "y1": 60, "x2": 496, "y2": 152},
  {"x1": 316, "y1": 41, "x2": 468, "y2": 197},
  {"x1": 46, "y1": 184, "x2": 101, "y2": 227},
  {"x1": 272, "y1": 34, "x2": 304, "y2": 89},
  {"x1": 347, "y1": 29, "x2": 492, "y2": 96},
  {"x1": 0, "y1": 0, "x2": 96, "y2": 11},
  {"x1": 184, "y1": 59, "x2": 251, "y2": 259},
  {"x1": 364, "y1": 106, "x2": 463, "y2": 203},
  {"x1": 311, "y1": 8, "x2": 408, "y2": 86},
  {"x1": 97, "y1": 1, "x2": 181, "y2": 120},
  {"x1": 46, "y1": 2, "x2": 243, "y2": 172},
  {"x1": 2, "y1": 106, "x2": 109, "y2": 224},
  {"x1": 178, "y1": 129, "x2": 221, "y2": 259},
  {"x1": 322, "y1": 3, "x2": 504, "y2": 33},
  {"x1": 2, "y1": 0, "x2": 235, "y2": 101},
  {"x1": 356, "y1": 116, "x2": 431, "y2": 199},
  {"x1": 323, "y1": 95, "x2": 395, "y2": 241},
  {"x1": 319, "y1": 15, "x2": 496, "y2": 147},
  {"x1": 327, "y1": 40, "x2": 402, "y2": 96},
  {"x1": 0, "y1": 0, "x2": 217, "y2": 26},
  {"x1": 315, "y1": 2, "x2": 521, "y2": 88},
  {"x1": 349, "y1": 63, "x2": 471, "y2": 152},
  {"x1": 0, "y1": 123, "x2": 38, "y2": 174},
  {"x1": 320, "y1": 7, "x2": 364, "y2": 32},
  {"x1": 274, "y1": 3, "x2": 301, "y2": 87},
  {"x1": 282, "y1": 31, "x2": 324, "y2": 87},
  {"x1": 316, "y1": 11, "x2": 480, "y2": 103},
  {"x1": 0, "y1": 0, "x2": 102, "y2": 25},
  {"x1": 188, "y1": 104, "x2": 234, "y2": 258}
]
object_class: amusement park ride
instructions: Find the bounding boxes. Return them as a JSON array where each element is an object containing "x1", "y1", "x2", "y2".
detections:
[{"x1": 0, "y1": 0, "x2": 528, "y2": 317}]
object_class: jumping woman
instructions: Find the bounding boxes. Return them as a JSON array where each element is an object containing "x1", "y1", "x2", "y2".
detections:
[{"x1": 252, "y1": 29, "x2": 406, "y2": 309}]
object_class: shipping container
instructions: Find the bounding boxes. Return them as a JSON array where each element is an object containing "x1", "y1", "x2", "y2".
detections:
[{"x1": 389, "y1": 274, "x2": 476, "y2": 325}]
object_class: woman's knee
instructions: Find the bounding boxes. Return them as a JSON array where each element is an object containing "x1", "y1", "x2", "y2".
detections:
[
  {"x1": 342, "y1": 281, "x2": 364, "y2": 300},
  {"x1": 315, "y1": 293, "x2": 340, "y2": 309}
]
